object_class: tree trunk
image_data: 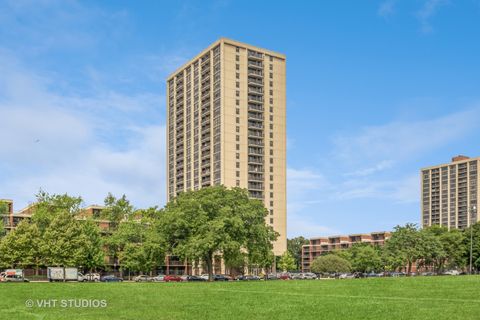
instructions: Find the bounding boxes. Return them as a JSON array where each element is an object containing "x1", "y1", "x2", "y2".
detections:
[
  {"x1": 407, "y1": 261, "x2": 412, "y2": 276},
  {"x1": 206, "y1": 254, "x2": 213, "y2": 282}
]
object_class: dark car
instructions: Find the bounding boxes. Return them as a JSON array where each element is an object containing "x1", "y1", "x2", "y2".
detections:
[
  {"x1": 100, "y1": 275, "x2": 123, "y2": 282},
  {"x1": 236, "y1": 275, "x2": 260, "y2": 281},
  {"x1": 186, "y1": 275, "x2": 207, "y2": 282},
  {"x1": 213, "y1": 274, "x2": 230, "y2": 281},
  {"x1": 164, "y1": 275, "x2": 183, "y2": 282}
]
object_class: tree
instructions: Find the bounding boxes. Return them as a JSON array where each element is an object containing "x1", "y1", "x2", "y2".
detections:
[
  {"x1": 278, "y1": 251, "x2": 296, "y2": 272},
  {"x1": 349, "y1": 244, "x2": 383, "y2": 273},
  {"x1": 310, "y1": 254, "x2": 351, "y2": 274},
  {"x1": 108, "y1": 207, "x2": 166, "y2": 278},
  {"x1": 463, "y1": 223, "x2": 480, "y2": 272},
  {"x1": 0, "y1": 201, "x2": 8, "y2": 238},
  {"x1": 77, "y1": 219, "x2": 104, "y2": 272},
  {"x1": 0, "y1": 220, "x2": 41, "y2": 270},
  {"x1": 384, "y1": 223, "x2": 421, "y2": 274},
  {"x1": 161, "y1": 186, "x2": 278, "y2": 281},
  {"x1": 287, "y1": 236, "x2": 309, "y2": 270}
]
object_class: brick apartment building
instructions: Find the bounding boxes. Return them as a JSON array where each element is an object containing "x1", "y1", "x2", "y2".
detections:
[{"x1": 301, "y1": 231, "x2": 390, "y2": 272}]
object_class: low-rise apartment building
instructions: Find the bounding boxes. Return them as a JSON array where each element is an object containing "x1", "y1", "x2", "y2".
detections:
[{"x1": 301, "y1": 231, "x2": 390, "y2": 272}]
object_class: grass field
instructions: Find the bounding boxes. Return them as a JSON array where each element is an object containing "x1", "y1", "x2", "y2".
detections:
[{"x1": 1, "y1": 276, "x2": 480, "y2": 320}]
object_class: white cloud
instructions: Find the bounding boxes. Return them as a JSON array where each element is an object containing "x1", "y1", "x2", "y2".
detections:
[
  {"x1": 0, "y1": 50, "x2": 166, "y2": 211},
  {"x1": 345, "y1": 160, "x2": 394, "y2": 177},
  {"x1": 378, "y1": 0, "x2": 397, "y2": 17},
  {"x1": 416, "y1": 0, "x2": 449, "y2": 34},
  {"x1": 332, "y1": 106, "x2": 480, "y2": 166}
]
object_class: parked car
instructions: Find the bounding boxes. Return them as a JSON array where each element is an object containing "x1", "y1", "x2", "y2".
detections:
[
  {"x1": 1, "y1": 274, "x2": 30, "y2": 282},
  {"x1": 338, "y1": 273, "x2": 355, "y2": 279},
  {"x1": 278, "y1": 273, "x2": 290, "y2": 280},
  {"x1": 134, "y1": 275, "x2": 153, "y2": 282},
  {"x1": 443, "y1": 270, "x2": 460, "y2": 276},
  {"x1": 0, "y1": 269, "x2": 29, "y2": 282},
  {"x1": 164, "y1": 275, "x2": 183, "y2": 282},
  {"x1": 152, "y1": 275, "x2": 165, "y2": 282},
  {"x1": 213, "y1": 274, "x2": 230, "y2": 281},
  {"x1": 84, "y1": 273, "x2": 101, "y2": 282},
  {"x1": 100, "y1": 275, "x2": 123, "y2": 282},
  {"x1": 302, "y1": 272, "x2": 317, "y2": 280},
  {"x1": 199, "y1": 274, "x2": 209, "y2": 281},
  {"x1": 290, "y1": 273, "x2": 303, "y2": 280},
  {"x1": 390, "y1": 272, "x2": 406, "y2": 277},
  {"x1": 186, "y1": 275, "x2": 207, "y2": 282},
  {"x1": 236, "y1": 275, "x2": 261, "y2": 281},
  {"x1": 265, "y1": 273, "x2": 279, "y2": 280},
  {"x1": 420, "y1": 272, "x2": 435, "y2": 276}
]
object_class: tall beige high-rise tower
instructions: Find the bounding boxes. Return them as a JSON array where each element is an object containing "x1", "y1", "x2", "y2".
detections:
[
  {"x1": 421, "y1": 155, "x2": 479, "y2": 230},
  {"x1": 166, "y1": 38, "x2": 286, "y2": 255}
]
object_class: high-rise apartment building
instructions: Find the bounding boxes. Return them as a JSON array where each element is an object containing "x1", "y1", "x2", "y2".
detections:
[
  {"x1": 166, "y1": 38, "x2": 286, "y2": 255},
  {"x1": 421, "y1": 155, "x2": 479, "y2": 229}
]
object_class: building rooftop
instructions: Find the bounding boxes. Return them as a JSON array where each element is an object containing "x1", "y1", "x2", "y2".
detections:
[{"x1": 167, "y1": 37, "x2": 286, "y2": 80}]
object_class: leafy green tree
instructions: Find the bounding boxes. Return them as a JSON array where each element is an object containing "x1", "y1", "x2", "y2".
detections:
[
  {"x1": 440, "y1": 228, "x2": 466, "y2": 270},
  {"x1": 278, "y1": 251, "x2": 296, "y2": 272},
  {"x1": 161, "y1": 186, "x2": 278, "y2": 281},
  {"x1": 310, "y1": 254, "x2": 351, "y2": 274},
  {"x1": 77, "y1": 219, "x2": 105, "y2": 272},
  {"x1": 0, "y1": 220, "x2": 42, "y2": 271},
  {"x1": 101, "y1": 193, "x2": 134, "y2": 229},
  {"x1": 287, "y1": 236, "x2": 309, "y2": 270},
  {"x1": 0, "y1": 200, "x2": 8, "y2": 237},
  {"x1": 463, "y1": 223, "x2": 480, "y2": 271},
  {"x1": 349, "y1": 244, "x2": 383, "y2": 273},
  {"x1": 108, "y1": 208, "x2": 166, "y2": 278},
  {"x1": 384, "y1": 223, "x2": 421, "y2": 274}
]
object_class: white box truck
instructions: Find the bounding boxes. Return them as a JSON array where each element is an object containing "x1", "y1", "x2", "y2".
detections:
[{"x1": 47, "y1": 267, "x2": 84, "y2": 282}]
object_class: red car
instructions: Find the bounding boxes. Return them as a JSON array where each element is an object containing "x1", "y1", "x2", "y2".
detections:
[{"x1": 164, "y1": 275, "x2": 183, "y2": 282}]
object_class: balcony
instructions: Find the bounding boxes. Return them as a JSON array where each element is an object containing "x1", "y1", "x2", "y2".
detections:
[
  {"x1": 248, "y1": 113, "x2": 263, "y2": 121},
  {"x1": 248, "y1": 68, "x2": 263, "y2": 78},
  {"x1": 248, "y1": 104, "x2": 263, "y2": 113},
  {"x1": 248, "y1": 77, "x2": 263, "y2": 86},
  {"x1": 248, "y1": 60, "x2": 263, "y2": 69},
  {"x1": 248, "y1": 51, "x2": 263, "y2": 60}
]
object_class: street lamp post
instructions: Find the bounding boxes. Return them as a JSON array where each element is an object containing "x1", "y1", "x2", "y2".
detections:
[{"x1": 469, "y1": 205, "x2": 477, "y2": 275}]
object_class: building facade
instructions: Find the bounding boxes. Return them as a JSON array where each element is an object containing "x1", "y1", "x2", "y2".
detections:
[
  {"x1": 166, "y1": 38, "x2": 287, "y2": 255},
  {"x1": 301, "y1": 232, "x2": 390, "y2": 272},
  {"x1": 421, "y1": 155, "x2": 479, "y2": 230}
]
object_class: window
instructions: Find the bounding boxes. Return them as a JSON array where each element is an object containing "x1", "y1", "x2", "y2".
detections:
[
  {"x1": 270, "y1": 90, "x2": 273, "y2": 96},
  {"x1": 236, "y1": 73, "x2": 240, "y2": 79},
  {"x1": 270, "y1": 115, "x2": 273, "y2": 121},
  {"x1": 270, "y1": 192, "x2": 273, "y2": 198},
  {"x1": 270, "y1": 81, "x2": 273, "y2": 87},
  {"x1": 236, "y1": 171, "x2": 240, "y2": 177},
  {"x1": 269, "y1": 56, "x2": 273, "y2": 62},
  {"x1": 270, "y1": 158, "x2": 274, "y2": 164},
  {"x1": 270, "y1": 218, "x2": 274, "y2": 224},
  {"x1": 236, "y1": 47, "x2": 240, "y2": 53},
  {"x1": 236, "y1": 99, "x2": 240, "y2": 106},
  {"x1": 270, "y1": 124, "x2": 273, "y2": 130},
  {"x1": 270, "y1": 209, "x2": 273, "y2": 215},
  {"x1": 236, "y1": 108, "x2": 240, "y2": 115},
  {"x1": 236, "y1": 162, "x2": 240, "y2": 168},
  {"x1": 236, "y1": 153, "x2": 240, "y2": 159},
  {"x1": 236, "y1": 55, "x2": 239, "y2": 61},
  {"x1": 270, "y1": 175, "x2": 273, "y2": 181},
  {"x1": 236, "y1": 144, "x2": 240, "y2": 150},
  {"x1": 236, "y1": 82, "x2": 240, "y2": 88},
  {"x1": 236, "y1": 64, "x2": 239, "y2": 70},
  {"x1": 236, "y1": 126, "x2": 240, "y2": 133},
  {"x1": 270, "y1": 73, "x2": 273, "y2": 79},
  {"x1": 270, "y1": 98, "x2": 273, "y2": 104},
  {"x1": 269, "y1": 64, "x2": 273, "y2": 71},
  {"x1": 270, "y1": 201, "x2": 274, "y2": 206},
  {"x1": 270, "y1": 184, "x2": 273, "y2": 189},
  {"x1": 270, "y1": 107, "x2": 273, "y2": 113},
  {"x1": 236, "y1": 135, "x2": 240, "y2": 141},
  {"x1": 270, "y1": 167, "x2": 273, "y2": 173},
  {"x1": 270, "y1": 141, "x2": 274, "y2": 147},
  {"x1": 236, "y1": 180, "x2": 240, "y2": 186},
  {"x1": 236, "y1": 117, "x2": 240, "y2": 124},
  {"x1": 236, "y1": 91, "x2": 240, "y2": 97}
]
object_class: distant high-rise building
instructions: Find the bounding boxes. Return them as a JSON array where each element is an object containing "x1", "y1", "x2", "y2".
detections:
[
  {"x1": 421, "y1": 155, "x2": 479, "y2": 229},
  {"x1": 166, "y1": 38, "x2": 286, "y2": 254}
]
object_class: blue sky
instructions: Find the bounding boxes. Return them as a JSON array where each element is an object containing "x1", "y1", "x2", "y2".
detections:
[{"x1": 1, "y1": 0, "x2": 480, "y2": 237}]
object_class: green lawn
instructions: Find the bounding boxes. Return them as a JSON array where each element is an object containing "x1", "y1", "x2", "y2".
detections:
[{"x1": 1, "y1": 276, "x2": 480, "y2": 320}]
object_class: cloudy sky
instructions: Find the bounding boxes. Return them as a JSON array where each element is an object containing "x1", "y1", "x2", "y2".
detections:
[{"x1": 1, "y1": 0, "x2": 480, "y2": 238}]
